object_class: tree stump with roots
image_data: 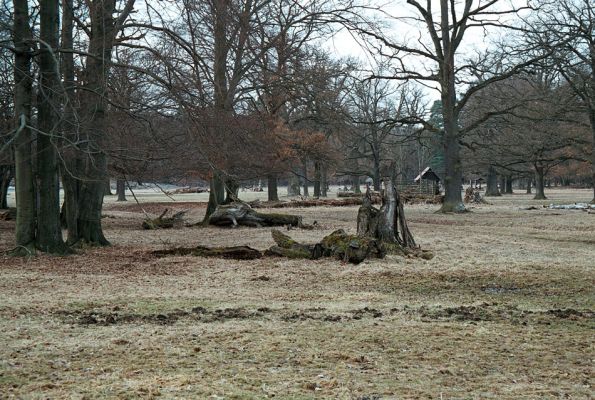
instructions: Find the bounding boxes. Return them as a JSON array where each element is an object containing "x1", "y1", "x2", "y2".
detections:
[{"x1": 357, "y1": 181, "x2": 421, "y2": 256}]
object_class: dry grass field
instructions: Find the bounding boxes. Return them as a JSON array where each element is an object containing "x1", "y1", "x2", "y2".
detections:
[{"x1": 0, "y1": 188, "x2": 593, "y2": 399}]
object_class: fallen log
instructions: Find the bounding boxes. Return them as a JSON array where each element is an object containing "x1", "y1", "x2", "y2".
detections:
[
  {"x1": 143, "y1": 209, "x2": 187, "y2": 229},
  {"x1": 152, "y1": 245, "x2": 262, "y2": 260},
  {"x1": 208, "y1": 202, "x2": 303, "y2": 227},
  {"x1": 265, "y1": 229, "x2": 385, "y2": 264}
]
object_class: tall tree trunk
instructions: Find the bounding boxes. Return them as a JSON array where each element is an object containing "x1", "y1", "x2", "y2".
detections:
[
  {"x1": 116, "y1": 179, "x2": 127, "y2": 201},
  {"x1": 526, "y1": 177, "x2": 532, "y2": 194},
  {"x1": 12, "y1": 0, "x2": 36, "y2": 251},
  {"x1": 353, "y1": 175, "x2": 361, "y2": 193},
  {"x1": 485, "y1": 165, "x2": 500, "y2": 196},
  {"x1": 590, "y1": 110, "x2": 595, "y2": 203},
  {"x1": 534, "y1": 165, "x2": 547, "y2": 200},
  {"x1": 267, "y1": 173, "x2": 279, "y2": 201},
  {"x1": 439, "y1": 4, "x2": 465, "y2": 213},
  {"x1": 36, "y1": 0, "x2": 66, "y2": 253},
  {"x1": 321, "y1": 164, "x2": 328, "y2": 197},
  {"x1": 59, "y1": 0, "x2": 80, "y2": 244},
  {"x1": 74, "y1": 0, "x2": 121, "y2": 246},
  {"x1": 104, "y1": 178, "x2": 112, "y2": 195},
  {"x1": 313, "y1": 161, "x2": 321, "y2": 198},
  {"x1": 498, "y1": 175, "x2": 506, "y2": 195},
  {"x1": 302, "y1": 161, "x2": 309, "y2": 197},
  {"x1": 505, "y1": 176, "x2": 513, "y2": 194},
  {"x1": 373, "y1": 155, "x2": 381, "y2": 191}
]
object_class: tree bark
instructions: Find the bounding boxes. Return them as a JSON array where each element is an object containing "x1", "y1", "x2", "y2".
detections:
[
  {"x1": 352, "y1": 175, "x2": 361, "y2": 193},
  {"x1": 267, "y1": 173, "x2": 279, "y2": 201},
  {"x1": 485, "y1": 165, "x2": 501, "y2": 196},
  {"x1": 36, "y1": 0, "x2": 66, "y2": 253},
  {"x1": 302, "y1": 161, "x2": 309, "y2": 197},
  {"x1": 224, "y1": 178, "x2": 239, "y2": 204},
  {"x1": 59, "y1": 0, "x2": 80, "y2": 245},
  {"x1": 12, "y1": 0, "x2": 36, "y2": 251},
  {"x1": 116, "y1": 179, "x2": 127, "y2": 201},
  {"x1": 287, "y1": 174, "x2": 300, "y2": 196},
  {"x1": 534, "y1": 165, "x2": 547, "y2": 200},
  {"x1": 589, "y1": 109, "x2": 595, "y2": 203},
  {"x1": 320, "y1": 164, "x2": 328, "y2": 197},
  {"x1": 204, "y1": 172, "x2": 225, "y2": 222},
  {"x1": 498, "y1": 175, "x2": 506, "y2": 195},
  {"x1": 313, "y1": 161, "x2": 321, "y2": 198},
  {"x1": 373, "y1": 155, "x2": 381, "y2": 191},
  {"x1": 505, "y1": 176, "x2": 513, "y2": 194}
]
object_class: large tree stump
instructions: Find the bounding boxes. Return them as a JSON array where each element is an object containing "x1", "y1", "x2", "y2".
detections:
[
  {"x1": 208, "y1": 202, "x2": 303, "y2": 228},
  {"x1": 357, "y1": 182, "x2": 418, "y2": 254}
]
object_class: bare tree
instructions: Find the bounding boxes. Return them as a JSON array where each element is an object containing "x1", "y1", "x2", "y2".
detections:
[
  {"x1": 534, "y1": 0, "x2": 595, "y2": 202},
  {"x1": 337, "y1": 0, "x2": 549, "y2": 212}
]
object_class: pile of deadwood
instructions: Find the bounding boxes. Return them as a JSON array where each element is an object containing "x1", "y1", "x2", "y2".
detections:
[
  {"x1": 142, "y1": 209, "x2": 187, "y2": 229},
  {"x1": 152, "y1": 182, "x2": 434, "y2": 264}
]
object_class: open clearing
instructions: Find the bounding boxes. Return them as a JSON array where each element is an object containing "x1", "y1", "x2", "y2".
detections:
[{"x1": 0, "y1": 188, "x2": 593, "y2": 399}]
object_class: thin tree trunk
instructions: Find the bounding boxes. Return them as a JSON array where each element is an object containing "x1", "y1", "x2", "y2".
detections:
[
  {"x1": 505, "y1": 176, "x2": 513, "y2": 194},
  {"x1": 267, "y1": 173, "x2": 278, "y2": 201},
  {"x1": 590, "y1": 109, "x2": 595, "y2": 203},
  {"x1": 12, "y1": 0, "x2": 36, "y2": 250},
  {"x1": 526, "y1": 177, "x2": 532, "y2": 194},
  {"x1": 352, "y1": 175, "x2": 361, "y2": 193},
  {"x1": 59, "y1": 0, "x2": 79, "y2": 244},
  {"x1": 36, "y1": 0, "x2": 66, "y2": 253},
  {"x1": 104, "y1": 178, "x2": 113, "y2": 195},
  {"x1": 302, "y1": 161, "x2": 309, "y2": 197},
  {"x1": 534, "y1": 165, "x2": 547, "y2": 200},
  {"x1": 485, "y1": 165, "x2": 500, "y2": 196},
  {"x1": 321, "y1": 164, "x2": 327, "y2": 197},
  {"x1": 498, "y1": 175, "x2": 506, "y2": 195},
  {"x1": 373, "y1": 155, "x2": 381, "y2": 191},
  {"x1": 313, "y1": 161, "x2": 321, "y2": 198},
  {"x1": 116, "y1": 179, "x2": 127, "y2": 201}
]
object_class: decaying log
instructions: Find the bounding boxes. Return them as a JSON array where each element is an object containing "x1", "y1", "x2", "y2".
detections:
[
  {"x1": 152, "y1": 245, "x2": 262, "y2": 260},
  {"x1": 143, "y1": 209, "x2": 187, "y2": 229},
  {"x1": 209, "y1": 202, "x2": 302, "y2": 228},
  {"x1": 265, "y1": 229, "x2": 384, "y2": 264}
]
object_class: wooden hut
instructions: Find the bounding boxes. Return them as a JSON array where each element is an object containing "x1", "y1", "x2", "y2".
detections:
[{"x1": 413, "y1": 167, "x2": 441, "y2": 195}]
